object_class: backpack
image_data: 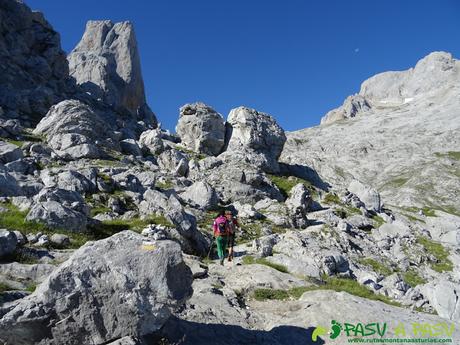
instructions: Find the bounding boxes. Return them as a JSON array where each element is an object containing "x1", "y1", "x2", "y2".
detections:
[{"x1": 214, "y1": 216, "x2": 228, "y2": 236}]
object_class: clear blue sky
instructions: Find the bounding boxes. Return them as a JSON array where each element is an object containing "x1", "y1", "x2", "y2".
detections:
[{"x1": 27, "y1": 0, "x2": 460, "y2": 132}]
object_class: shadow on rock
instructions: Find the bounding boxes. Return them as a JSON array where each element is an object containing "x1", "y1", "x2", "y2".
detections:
[
  {"x1": 279, "y1": 163, "x2": 331, "y2": 192},
  {"x1": 148, "y1": 316, "x2": 326, "y2": 345}
]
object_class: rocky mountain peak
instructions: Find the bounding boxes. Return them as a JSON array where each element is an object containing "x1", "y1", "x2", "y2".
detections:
[
  {"x1": 68, "y1": 20, "x2": 157, "y2": 126},
  {"x1": 321, "y1": 51, "x2": 460, "y2": 125},
  {"x1": 0, "y1": 0, "x2": 70, "y2": 126}
]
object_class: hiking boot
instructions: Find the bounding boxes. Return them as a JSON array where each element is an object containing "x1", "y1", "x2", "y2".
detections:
[
  {"x1": 228, "y1": 256, "x2": 233, "y2": 262},
  {"x1": 220, "y1": 258, "x2": 224, "y2": 266}
]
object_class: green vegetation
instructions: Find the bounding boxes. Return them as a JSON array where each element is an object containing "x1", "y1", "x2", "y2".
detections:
[
  {"x1": 2, "y1": 138, "x2": 23, "y2": 147},
  {"x1": 382, "y1": 177, "x2": 409, "y2": 189},
  {"x1": 242, "y1": 255, "x2": 289, "y2": 273},
  {"x1": 435, "y1": 151, "x2": 460, "y2": 161},
  {"x1": 267, "y1": 174, "x2": 316, "y2": 198},
  {"x1": 358, "y1": 257, "x2": 393, "y2": 276},
  {"x1": 155, "y1": 179, "x2": 174, "y2": 190},
  {"x1": 403, "y1": 206, "x2": 437, "y2": 217},
  {"x1": 416, "y1": 236, "x2": 453, "y2": 272},
  {"x1": 0, "y1": 202, "x2": 50, "y2": 233},
  {"x1": 371, "y1": 214, "x2": 385, "y2": 228},
  {"x1": 323, "y1": 193, "x2": 341, "y2": 205},
  {"x1": 196, "y1": 211, "x2": 217, "y2": 233},
  {"x1": 88, "y1": 214, "x2": 173, "y2": 240},
  {"x1": 402, "y1": 269, "x2": 427, "y2": 287},
  {"x1": 97, "y1": 172, "x2": 112, "y2": 184},
  {"x1": 0, "y1": 201, "x2": 172, "y2": 248},
  {"x1": 174, "y1": 145, "x2": 206, "y2": 160},
  {"x1": 0, "y1": 282, "x2": 14, "y2": 293},
  {"x1": 26, "y1": 283, "x2": 37, "y2": 293},
  {"x1": 253, "y1": 277, "x2": 402, "y2": 307}
]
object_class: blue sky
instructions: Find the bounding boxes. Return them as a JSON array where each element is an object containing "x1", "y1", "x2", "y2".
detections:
[{"x1": 27, "y1": 0, "x2": 460, "y2": 132}]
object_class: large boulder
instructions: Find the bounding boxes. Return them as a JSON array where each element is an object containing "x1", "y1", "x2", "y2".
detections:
[
  {"x1": 285, "y1": 183, "x2": 312, "y2": 228},
  {"x1": 33, "y1": 99, "x2": 119, "y2": 160},
  {"x1": 225, "y1": 106, "x2": 286, "y2": 172},
  {"x1": 0, "y1": 141, "x2": 23, "y2": 164},
  {"x1": 68, "y1": 20, "x2": 157, "y2": 126},
  {"x1": 348, "y1": 179, "x2": 381, "y2": 212},
  {"x1": 0, "y1": 0, "x2": 70, "y2": 126},
  {"x1": 0, "y1": 231, "x2": 193, "y2": 345},
  {"x1": 0, "y1": 229, "x2": 17, "y2": 258},
  {"x1": 176, "y1": 102, "x2": 225, "y2": 156},
  {"x1": 0, "y1": 165, "x2": 22, "y2": 196},
  {"x1": 181, "y1": 180, "x2": 218, "y2": 211},
  {"x1": 26, "y1": 201, "x2": 87, "y2": 232},
  {"x1": 420, "y1": 281, "x2": 460, "y2": 321},
  {"x1": 139, "y1": 128, "x2": 165, "y2": 155},
  {"x1": 139, "y1": 189, "x2": 208, "y2": 255}
]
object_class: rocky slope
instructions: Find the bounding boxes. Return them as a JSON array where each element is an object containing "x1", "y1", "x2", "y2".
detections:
[
  {"x1": 282, "y1": 52, "x2": 460, "y2": 218},
  {"x1": 0, "y1": 1, "x2": 459, "y2": 344}
]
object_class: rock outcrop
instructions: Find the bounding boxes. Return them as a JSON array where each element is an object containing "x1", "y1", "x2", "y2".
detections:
[
  {"x1": 282, "y1": 52, "x2": 460, "y2": 215},
  {"x1": 0, "y1": 231, "x2": 193, "y2": 345},
  {"x1": 68, "y1": 20, "x2": 157, "y2": 126},
  {"x1": 33, "y1": 99, "x2": 119, "y2": 160},
  {"x1": 226, "y1": 107, "x2": 286, "y2": 173},
  {"x1": 321, "y1": 51, "x2": 460, "y2": 125},
  {"x1": 176, "y1": 102, "x2": 226, "y2": 156},
  {"x1": 0, "y1": 0, "x2": 70, "y2": 126}
]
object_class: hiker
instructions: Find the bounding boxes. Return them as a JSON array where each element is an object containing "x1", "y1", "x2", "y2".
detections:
[
  {"x1": 225, "y1": 210, "x2": 239, "y2": 262},
  {"x1": 213, "y1": 210, "x2": 228, "y2": 265}
]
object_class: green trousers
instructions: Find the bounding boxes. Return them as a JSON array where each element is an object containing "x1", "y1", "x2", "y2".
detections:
[{"x1": 216, "y1": 236, "x2": 228, "y2": 260}]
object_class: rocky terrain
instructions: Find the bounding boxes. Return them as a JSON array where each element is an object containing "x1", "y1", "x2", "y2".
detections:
[{"x1": 0, "y1": 1, "x2": 459, "y2": 344}]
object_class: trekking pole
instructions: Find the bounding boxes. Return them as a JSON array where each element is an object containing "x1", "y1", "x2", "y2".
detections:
[{"x1": 207, "y1": 237, "x2": 214, "y2": 259}]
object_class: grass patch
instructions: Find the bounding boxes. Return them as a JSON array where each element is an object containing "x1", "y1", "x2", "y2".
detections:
[
  {"x1": 267, "y1": 174, "x2": 316, "y2": 199},
  {"x1": 323, "y1": 193, "x2": 341, "y2": 205},
  {"x1": 404, "y1": 206, "x2": 437, "y2": 217},
  {"x1": 254, "y1": 288, "x2": 290, "y2": 301},
  {"x1": 416, "y1": 236, "x2": 453, "y2": 273},
  {"x1": 155, "y1": 179, "x2": 174, "y2": 190},
  {"x1": 26, "y1": 283, "x2": 37, "y2": 293},
  {"x1": 0, "y1": 201, "x2": 91, "y2": 248},
  {"x1": 88, "y1": 214, "x2": 173, "y2": 240},
  {"x1": 402, "y1": 269, "x2": 427, "y2": 287},
  {"x1": 371, "y1": 214, "x2": 385, "y2": 228},
  {"x1": 358, "y1": 257, "x2": 393, "y2": 276},
  {"x1": 253, "y1": 277, "x2": 401, "y2": 307},
  {"x1": 0, "y1": 282, "x2": 15, "y2": 293},
  {"x1": 435, "y1": 151, "x2": 460, "y2": 161},
  {"x1": 242, "y1": 255, "x2": 289, "y2": 273}
]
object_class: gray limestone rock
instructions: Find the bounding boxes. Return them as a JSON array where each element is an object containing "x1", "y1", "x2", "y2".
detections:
[
  {"x1": 225, "y1": 106, "x2": 286, "y2": 173},
  {"x1": 180, "y1": 180, "x2": 218, "y2": 211},
  {"x1": 68, "y1": 20, "x2": 157, "y2": 126},
  {"x1": 33, "y1": 99, "x2": 120, "y2": 160},
  {"x1": 0, "y1": 229, "x2": 17, "y2": 258},
  {"x1": 0, "y1": 231, "x2": 193, "y2": 345},
  {"x1": 0, "y1": 141, "x2": 23, "y2": 164},
  {"x1": 348, "y1": 180, "x2": 381, "y2": 212},
  {"x1": 176, "y1": 102, "x2": 225, "y2": 156},
  {"x1": 0, "y1": 0, "x2": 70, "y2": 126}
]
